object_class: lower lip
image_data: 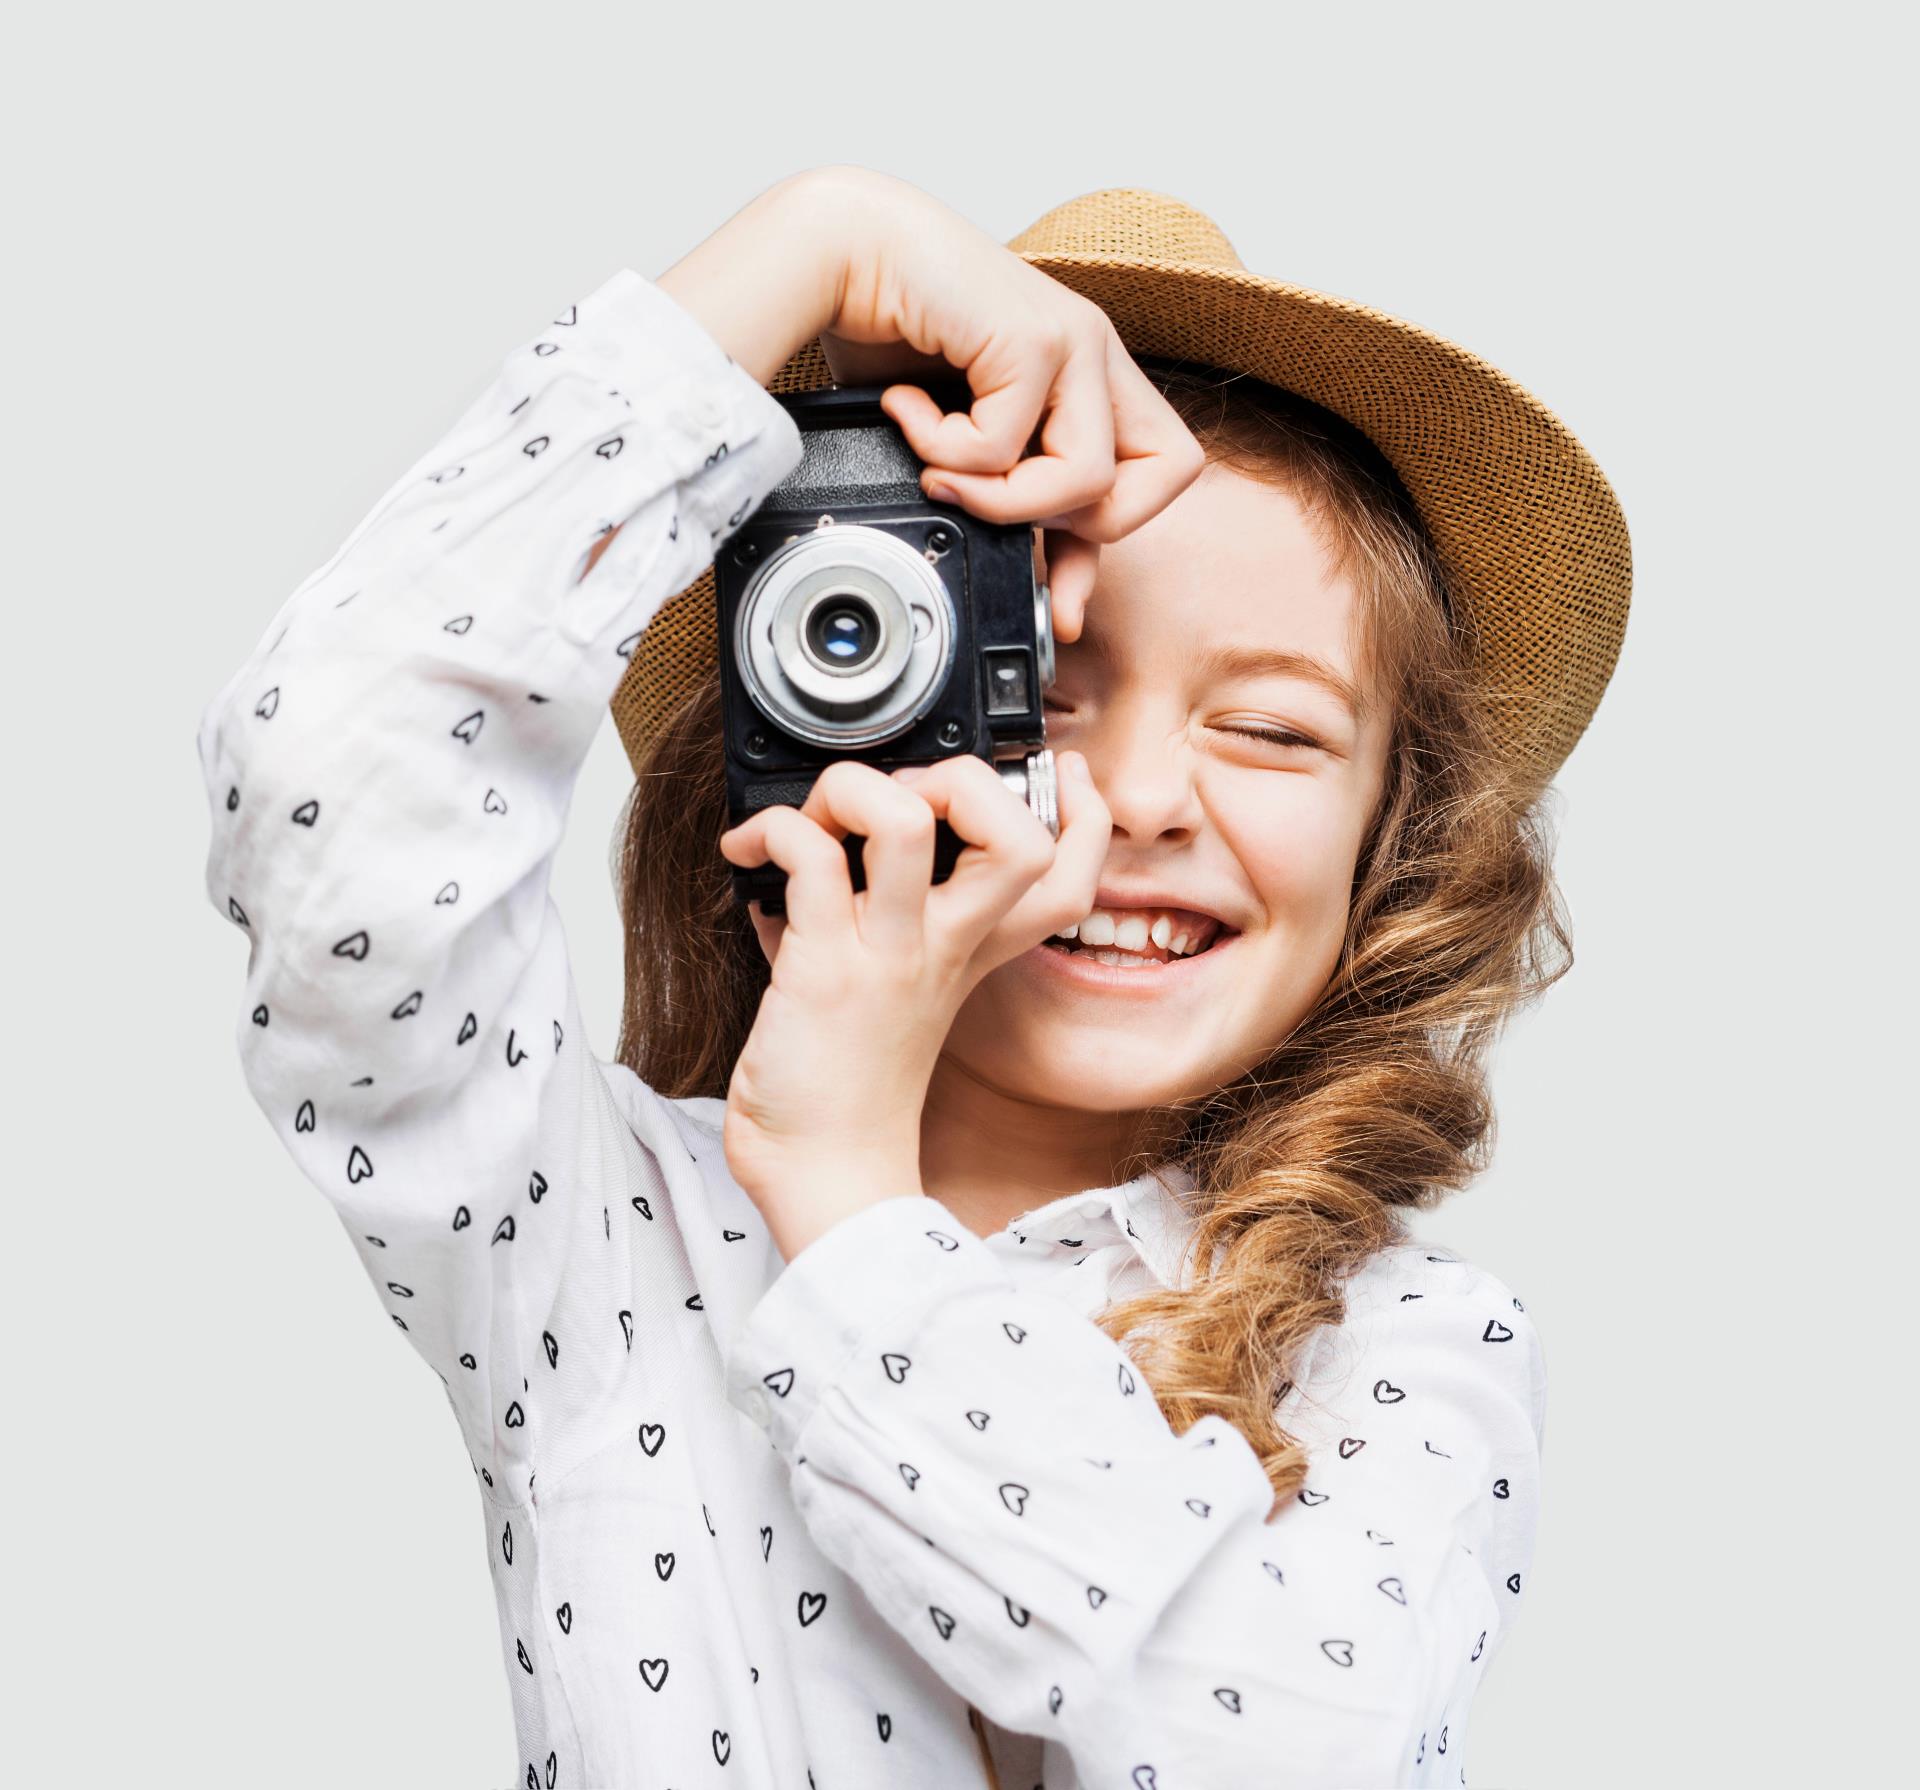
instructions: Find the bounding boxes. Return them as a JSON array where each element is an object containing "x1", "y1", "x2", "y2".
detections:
[{"x1": 1016, "y1": 930, "x2": 1240, "y2": 995}]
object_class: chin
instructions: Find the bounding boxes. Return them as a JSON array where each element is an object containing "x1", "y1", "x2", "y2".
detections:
[{"x1": 947, "y1": 990, "x2": 1220, "y2": 1113}]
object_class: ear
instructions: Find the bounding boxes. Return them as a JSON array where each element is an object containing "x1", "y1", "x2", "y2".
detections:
[{"x1": 746, "y1": 901, "x2": 787, "y2": 967}]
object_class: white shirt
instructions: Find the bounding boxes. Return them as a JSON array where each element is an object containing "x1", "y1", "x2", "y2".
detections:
[{"x1": 197, "y1": 267, "x2": 1546, "y2": 1790}]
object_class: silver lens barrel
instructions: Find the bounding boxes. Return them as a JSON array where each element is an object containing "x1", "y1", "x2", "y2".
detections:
[{"x1": 735, "y1": 524, "x2": 957, "y2": 749}]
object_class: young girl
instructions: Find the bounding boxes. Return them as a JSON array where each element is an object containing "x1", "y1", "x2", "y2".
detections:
[{"x1": 198, "y1": 165, "x2": 1628, "y2": 1789}]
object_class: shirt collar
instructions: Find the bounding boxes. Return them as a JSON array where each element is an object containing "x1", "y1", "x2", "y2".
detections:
[{"x1": 998, "y1": 1159, "x2": 1200, "y2": 1290}]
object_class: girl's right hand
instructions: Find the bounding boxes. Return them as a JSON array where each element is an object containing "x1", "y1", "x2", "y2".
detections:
[
  {"x1": 801, "y1": 165, "x2": 1206, "y2": 641},
  {"x1": 658, "y1": 166, "x2": 1206, "y2": 641}
]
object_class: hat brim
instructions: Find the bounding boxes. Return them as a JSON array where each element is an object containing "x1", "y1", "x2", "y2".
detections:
[{"x1": 611, "y1": 253, "x2": 1630, "y2": 796}]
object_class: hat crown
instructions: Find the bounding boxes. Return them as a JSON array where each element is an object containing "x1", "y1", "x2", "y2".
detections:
[{"x1": 1007, "y1": 188, "x2": 1246, "y2": 271}]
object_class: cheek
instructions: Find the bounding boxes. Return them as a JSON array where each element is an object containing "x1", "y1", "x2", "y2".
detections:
[{"x1": 1224, "y1": 792, "x2": 1360, "y2": 940}]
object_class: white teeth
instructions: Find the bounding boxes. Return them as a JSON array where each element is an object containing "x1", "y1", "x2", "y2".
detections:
[
  {"x1": 1084, "y1": 949, "x2": 1166, "y2": 970},
  {"x1": 1048, "y1": 904, "x2": 1224, "y2": 957}
]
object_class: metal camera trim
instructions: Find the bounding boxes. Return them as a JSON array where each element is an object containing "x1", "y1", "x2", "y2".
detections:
[
  {"x1": 734, "y1": 523, "x2": 958, "y2": 749},
  {"x1": 1033, "y1": 576, "x2": 1055, "y2": 692},
  {"x1": 997, "y1": 745, "x2": 1059, "y2": 838}
]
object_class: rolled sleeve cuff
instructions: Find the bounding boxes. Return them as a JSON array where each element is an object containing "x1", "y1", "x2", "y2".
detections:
[
  {"x1": 530, "y1": 267, "x2": 805, "y2": 646},
  {"x1": 574, "y1": 267, "x2": 803, "y2": 487},
  {"x1": 723, "y1": 1194, "x2": 1011, "y2": 1455}
]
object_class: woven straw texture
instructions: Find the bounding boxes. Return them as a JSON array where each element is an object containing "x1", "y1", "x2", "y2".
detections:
[{"x1": 610, "y1": 188, "x2": 1632, "y2": 798}]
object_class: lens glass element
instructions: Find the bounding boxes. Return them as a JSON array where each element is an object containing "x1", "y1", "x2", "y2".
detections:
[{"x1": 806, "y1": 597, "x2": 879, "y2": 670}]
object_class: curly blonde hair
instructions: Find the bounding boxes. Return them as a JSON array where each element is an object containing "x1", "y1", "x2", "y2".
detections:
[{"x1": 613, "y1": 363, "x2": 1573, "y2": 1515}]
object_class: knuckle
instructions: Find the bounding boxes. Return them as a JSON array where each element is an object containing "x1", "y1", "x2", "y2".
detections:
[
  {"x1": 1058, "y1": 504, "x2": 1123, "y2": 546},
  {"x1": 962, "y1": 754, "x2": 1006, "y2": 795},
  {"x1": 1017, "y1": 828, "x2": 1057, "y2": 878},
  {"x1": 1061, "y1": 293, "x2": 1103, "y2": 335},
  {"x1": 777, "y1": 808, "x2": 837, "y2": 864},
  {"x1": 816, "y1": 759, "x2": 865, "y2": 797},
  {"x1": 1066, "y1": 485, "x2": 1122, "y2": 531},
  {"x1": 891, "y1": 797, "x2": 936, "y2": 841}
]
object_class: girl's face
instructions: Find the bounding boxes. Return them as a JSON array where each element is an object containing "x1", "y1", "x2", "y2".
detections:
[{"x1": 942, "y1": 462, "x2": 1394, "y2": 1112}]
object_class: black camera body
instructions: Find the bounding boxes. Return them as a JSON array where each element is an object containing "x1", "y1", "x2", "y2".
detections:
[{"x1": 716, "y1": 382, "x2": 1058, "y2": 916}]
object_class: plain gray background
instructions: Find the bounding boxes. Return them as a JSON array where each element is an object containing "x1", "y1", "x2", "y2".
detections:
[{"x1": 6, "y1": 3, "x2": 1909, "y2": 1785}]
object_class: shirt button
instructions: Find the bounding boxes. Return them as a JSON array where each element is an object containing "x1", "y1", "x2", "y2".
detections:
[
  {"x1": 741, "y1": 1387, "x2": 771, "y2": 1426},
  {"x1": 694, "y1": 391, "x2": 726, "y2": 430}
]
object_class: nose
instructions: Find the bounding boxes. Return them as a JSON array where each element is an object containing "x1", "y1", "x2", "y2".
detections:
[{"x1": 1079, "y1": 709, "x2": 1205, "y2": 847}]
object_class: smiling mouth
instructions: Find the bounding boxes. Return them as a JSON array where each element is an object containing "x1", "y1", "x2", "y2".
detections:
[{"x1": 1039, "y1": 928, "x2": 1237, "y2": 971}]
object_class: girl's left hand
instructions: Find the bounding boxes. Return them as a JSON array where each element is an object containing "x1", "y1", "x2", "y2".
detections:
[{"x1": 716, "y1": 749, "x2": 1109, "y2": 1261}]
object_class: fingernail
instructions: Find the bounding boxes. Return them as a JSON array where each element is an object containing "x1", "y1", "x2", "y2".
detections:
[{"x1": 925, "y1": 479, "x2": 956, "y2": 505}]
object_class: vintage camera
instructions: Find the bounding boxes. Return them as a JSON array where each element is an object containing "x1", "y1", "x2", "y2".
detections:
[{"x1": 716, "y1": 381, "x2": 1058, "y2": 916}]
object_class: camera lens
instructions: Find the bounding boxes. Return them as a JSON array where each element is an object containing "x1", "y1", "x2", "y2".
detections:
[
  {"x1": 734, "y1": 524, "x2": 957, "y2": 748},
  {"x1": 806, "y1": 596, "x2": 879, "y2": 670}
]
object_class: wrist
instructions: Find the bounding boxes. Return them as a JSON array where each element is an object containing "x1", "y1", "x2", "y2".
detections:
[
  {"x1": 656, "y1": 171, "x2": 849, "y2": 388},
  {"x1": 754, "y1": 1163, "x2": 927, "y2": 1265}
]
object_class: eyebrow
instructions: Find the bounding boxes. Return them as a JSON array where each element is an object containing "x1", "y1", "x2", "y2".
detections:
[
  {"x1": 1078, "y1": 633, "x2": 1368, "y2": 723},
  {"x1": 1197, "y1": 644, "x2": 1368, "y2": 722}
]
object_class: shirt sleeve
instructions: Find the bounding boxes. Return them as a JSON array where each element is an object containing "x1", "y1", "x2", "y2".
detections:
[
  {"x1": 197, "y1": 269, "x2": 805, "y2": 1489},
  {"x1": 721, "y1": 1197, "x2": 1545, "y2": 1788}
]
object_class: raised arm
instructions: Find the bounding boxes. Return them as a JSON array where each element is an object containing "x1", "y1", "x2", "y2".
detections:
[
  {"x1": 721, "y1": 1201, "x2": 1544, "y2": 1786},
  {"x1": 197, "y1": 183, "x2": 841, "y2": 1491}
]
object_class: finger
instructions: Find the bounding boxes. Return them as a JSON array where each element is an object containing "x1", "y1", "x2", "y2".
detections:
[
  {"x1": 1038, "y1": 528, "x2": 1100, "y2": 645},
  {"x1": 717, "y1": 805, "x2": 856, "y2": 945},
  {"x1": 745, "y1": 900, "x2": 787, "y2": 967},
  {"x1": 795, "y1": 761, "x2": 935, "y2": 951},
  {"x1": 878, "y1": 313, "x2": 1071, "y2": 479},
  {"x1": 989, "y1": 748, "x2": 1112, "y2": 949},
  {"x1": 915, "y1": 335, "x2": 1122, "y2": 523},
  {"x1": 898, "y1": 754, "x2": 1058, "y2": 941},
  {"x1": 1053, "y1": 334, "x2": 1208, "y2": 544}
]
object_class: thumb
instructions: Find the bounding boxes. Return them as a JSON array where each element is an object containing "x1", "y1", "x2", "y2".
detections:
[
  {"x1": 746, "y1": 901, "x2": 787, "y2": 967},
  {"x1": 1039, "y1": 530, "x2": 1100, "y2": 644}
]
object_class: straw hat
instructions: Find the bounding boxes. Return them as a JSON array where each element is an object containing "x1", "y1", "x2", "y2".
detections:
[{"x1": 609, "y1": 187, "x2": 1631, "y2": 798}]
